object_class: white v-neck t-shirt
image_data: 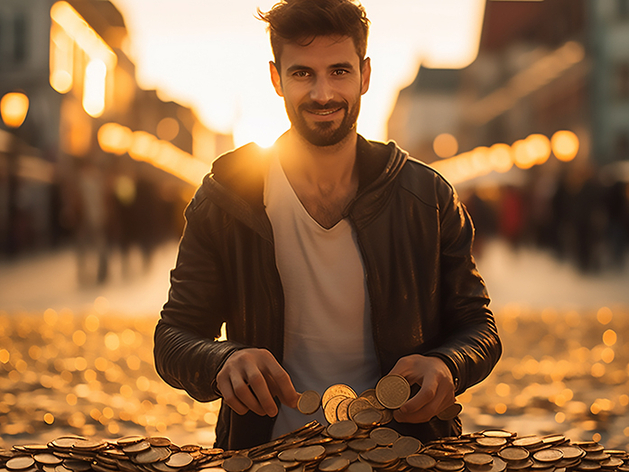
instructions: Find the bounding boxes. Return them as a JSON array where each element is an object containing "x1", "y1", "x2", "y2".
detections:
[{"x1": 264, "y1": 153, "x2": 380, "y2": 437}]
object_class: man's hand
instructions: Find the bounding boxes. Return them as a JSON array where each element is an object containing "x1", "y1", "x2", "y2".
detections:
[
  {"x1": 388, "y1": 354, "x2": 455, "y2": 424},
  {"x1": 216, "y1": 348, "x2": 300, "y2": 417}
]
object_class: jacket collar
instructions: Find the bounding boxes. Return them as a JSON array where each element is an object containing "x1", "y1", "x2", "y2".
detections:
[{"x1": 203, "y1": 135, "x2": 408, "y2": 234}]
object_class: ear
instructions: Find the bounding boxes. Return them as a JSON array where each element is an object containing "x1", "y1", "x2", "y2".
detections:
[
  {"x1": 360, "y1": 57, "x2": 371, "y2": 95},
  {"x1": 270, "y1": 61, "x2": 284, "y2": 97}
]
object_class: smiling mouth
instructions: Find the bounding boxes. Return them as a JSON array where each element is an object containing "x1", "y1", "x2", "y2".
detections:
[{"x1": 306, "y1": 107, "x2": 342, "y2": 116}]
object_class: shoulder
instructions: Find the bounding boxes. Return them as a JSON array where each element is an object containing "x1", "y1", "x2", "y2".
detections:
[{"x1": 398, "y1": 155, "x2": 457, "y2": 209}]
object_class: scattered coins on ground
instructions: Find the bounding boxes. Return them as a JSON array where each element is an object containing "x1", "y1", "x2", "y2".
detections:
[{"x1": 2, "y1": 423, "x2": 628, "y2": 472}]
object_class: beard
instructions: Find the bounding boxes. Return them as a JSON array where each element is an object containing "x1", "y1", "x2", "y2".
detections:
[{"x1": 286, "y1": 98, "x2": 361, "y2": 147}]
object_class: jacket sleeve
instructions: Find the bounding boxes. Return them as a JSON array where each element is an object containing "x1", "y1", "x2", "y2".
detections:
[
  {"x1": 154, "y1": 191, "x2": 246, "y2": 403},
  {"x1": 425, "y1": 177, "x2": 502, "y2": 395}
]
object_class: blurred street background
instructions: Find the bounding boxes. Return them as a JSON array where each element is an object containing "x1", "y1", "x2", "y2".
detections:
[{"x1": 2, "y1": 0, "x2": 629, "y2": 453}]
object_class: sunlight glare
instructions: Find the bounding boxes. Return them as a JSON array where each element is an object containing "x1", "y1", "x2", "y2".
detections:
[{"x1": 110, "y1": 0, "x2": 486, "y2": 148}]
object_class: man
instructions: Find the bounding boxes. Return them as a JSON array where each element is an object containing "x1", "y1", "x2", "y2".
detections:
[{"x1": 154, "y1": 0, "x2": 501, "y2": 451}]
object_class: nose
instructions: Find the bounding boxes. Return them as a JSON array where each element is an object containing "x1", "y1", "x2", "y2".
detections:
[{"x1": 310, "y1": 77, "x2": 334, "y2": 104}]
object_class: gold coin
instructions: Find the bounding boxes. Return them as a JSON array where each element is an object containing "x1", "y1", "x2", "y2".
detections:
[
  {"x1": 437, "y1": 403, "x2": 462, "y2": 421},
  {"x1": 293, "y1": 445, "x2": 326, "y2": 462},
  {"x1": 324, "y1": 395, "x2": 348, "y2": 424},
  {"x1": 257, "y1": 463, "x2": 286, "y2": 472},
  {"x1": 323, "y1": 442, "x2": 348, "y2": 455},
  {"x1": 348, "y1": 398, "x2": 374, "y2": 421},
  {"x1": 348, "y1": 462, "x2": 372, "y2": 472},
  {"x1": 277, "y1": 450, "x2": 298, "y2": 462},
  {"x1": 297, "y1": 390, "x2": 321, "y2": 415},
  {"x1": 359, "y1": 389, "x2": 385, "y2": 410},
  {"x1": 555, "y1": 446, "x2": 584, "y2": 461},
  {"x1": 435, "y1": 459, "x2": 465, "y2": 471},
  {"x1": 601, "y1": 457, "x2": 624, "y2": 468},
  {"x1": 576, "y1": 460, "x2": 603, "y2": 470},
  {"x1": 541, "y1": 435, "x2": 566, "y2": 446},
  {"x1": 488, "y1": 457, "x2": 507, "y2": 472},
  {"x1": 407, "y1": 454, "x2": 437, "y2": 469},
  {"x1": 223, "y1": 455, "x2": 253, "y2": 472},
  {"x1": 464, "y1": 453, "x2": 494, "y2": 466},
  {"x1": 352, "y1": 408, "x2": 382, "y2": 428},
  {"x1": 378, "y1": 408, "x2": 394, "y2": 425},
  {"x1": 134, "y1": 447, "x2": 172, "y2": 464},
  {"x1": 511, "y1": 437, "x2": 543, "y2": 449},
  {"x1": 166, "y1": 452, "x2": 194, "y2": 468},
  {"x1": 336, "y1": 397, "x2": 354, "y2": 422},
  {"x1": 505, "y1": 458, "x2": 533, "y2": 470},
  {"x1": 116, "y1": 436, "x2": 146, "y2": 446},
  {"x1": 148, "y1": 437, "x2": 172, "y2": 447},
  {"x1": 475, "y1": 437, "x2": 507, "y2": 448},
  {"x1": 327, "y1": 420, "x2": 358, "y2": 440},
  {"x1": 482, "y1": 430, "x2": 514, "y2": 439},
  {"x1": 375, "y1": 374, "x2": 410, "y2": 410},
  {"x1": 363, "y1": 447, "x2": 399, "y2": 465},
  {"x1": 62, "y1": 460, "x2": 93, "y2": 472},
  {"x1": 498, "y1": 447, "x2": 530, "y2": 462},
  {"x1": 318, "y1": 456, "x2": 350, "y2": 472},
  {"x1": 322, "y1": 384, "x2": 357, "y2": 407},
  {"x1": 369, "y1": 427, "x2": 399, "y2": 447},
  {"x1": 33, "y1": 454, "x2": 63, "y2": 466},
  {"x1": 392, "y1": 436, "x2": 422, "y2": 458},
  {"x1": 533, "y1": 449, "x2": 564, "y2": 463},
  {"x1": 348, "y1": 438, "x2": 377, "y2": 452},
  {"x1": 7, "y1": 457, "x2": 36, "y2": 471}
]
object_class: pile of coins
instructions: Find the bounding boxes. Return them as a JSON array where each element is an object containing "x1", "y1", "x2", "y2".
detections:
[
  {"x1": 1, "y1": 423, "x2": 629, "y2": 472},
  {"x1": 298, "y1": 376, "x2": 462, "y2": 425}
]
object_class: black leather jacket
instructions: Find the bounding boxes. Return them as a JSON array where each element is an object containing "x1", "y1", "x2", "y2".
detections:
[{"x1": 154, "y1": 136, "x2": 502, "y2": 451}]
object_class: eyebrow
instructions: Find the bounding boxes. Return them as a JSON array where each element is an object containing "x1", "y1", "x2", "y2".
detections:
[{"x1": 285, "y1": 62, "x2": 356, "y2": 74}]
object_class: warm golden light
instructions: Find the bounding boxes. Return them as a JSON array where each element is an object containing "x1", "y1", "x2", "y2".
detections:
[
  {"x1": 551, "y1": 130, "x2": 579, "y2": 162},
  {"x1": 512, "y1": 139, "x2": 536, "y2": 169},
  {"x1": 83, "y1": 59, "x2": 107, "y2": 118},
  {"x1": 1, "y1": 92, "x2": 30, "y2": 128},
  {"x1": 156, "y1": 117, "x2": 180, "y2": 141},
  {"x1": 98, "y1": 123, "x2": 133, "y2": 155},
  {"x1": 433, "y1": 133, "x2": 459, "y2": 158},
  {"x1": 51, "y1": 2, "x2": 116, "y2": 68},
  {"x1": 526, "y1": 133, "x2": 551, "y2": 165},
  {"x1": 50, "y1": 21, "x2": 74, "y2": 94},
  {"x1": 488, "y1": 143, "x2": 513, "y2": 173},
  {"x1": 98, "y1": 122, "x2": 210, "y2": 185}
]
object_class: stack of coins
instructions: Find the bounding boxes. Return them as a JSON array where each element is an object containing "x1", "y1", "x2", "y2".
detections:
[
  {"x1": 1, "y1": 425, "x2": 629, "y2": 472},
  {"x1": 299, "y1": 375, "x2": 462, "y2": 426}
]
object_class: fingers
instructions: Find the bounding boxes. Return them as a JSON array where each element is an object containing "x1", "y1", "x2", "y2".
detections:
[
  {"x1": 216, "y1": 348, "x2": 298, "y2": 417},
  {"x1": 388, "y1": 354, "x2": 456, "y2": 424}
]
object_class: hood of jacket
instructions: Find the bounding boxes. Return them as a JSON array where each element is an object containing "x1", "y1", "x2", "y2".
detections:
[{"x1": 199, "y1": 135, "x2": 408, "y2": 237}]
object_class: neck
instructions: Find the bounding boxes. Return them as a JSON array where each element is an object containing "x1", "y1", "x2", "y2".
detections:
[{"x1": 277, "y1": 128, "x2": 358, "y2": 187}]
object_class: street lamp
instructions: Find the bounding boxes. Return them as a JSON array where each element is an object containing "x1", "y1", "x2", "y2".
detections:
[{"x1": 1, "y1": 91, "x2": 30, "y2": 255}]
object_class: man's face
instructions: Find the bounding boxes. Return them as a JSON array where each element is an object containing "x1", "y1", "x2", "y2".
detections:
[{"x1": 270, "y1": 36, "x2": 371, "y2": 147}]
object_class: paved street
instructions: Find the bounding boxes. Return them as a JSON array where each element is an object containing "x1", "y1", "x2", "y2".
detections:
[{"x1": 2, "y1": 239, "x2": 629, "y2": 315}]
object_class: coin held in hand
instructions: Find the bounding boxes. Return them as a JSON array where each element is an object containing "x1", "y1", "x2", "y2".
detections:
[
  {"x1": 375, "y1": 374, "x2": 410, "y2": 409},
  {"x1": 297, "y1": 390, "x2": 321, "y2": 415}
]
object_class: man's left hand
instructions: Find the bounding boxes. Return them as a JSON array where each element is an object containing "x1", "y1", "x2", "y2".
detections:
[{"x1": 388, "y1": 354, "x2": 455, "y2": 424}]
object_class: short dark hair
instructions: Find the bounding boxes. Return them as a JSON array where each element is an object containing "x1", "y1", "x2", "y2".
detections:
[{"x1": 257, "y1": 0, "x2": 370, "y2": 67}]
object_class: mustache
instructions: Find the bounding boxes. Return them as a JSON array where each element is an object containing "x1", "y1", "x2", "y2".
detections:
[{"x1": 299, "y1": 101, "x2": 347, "y2": 112}]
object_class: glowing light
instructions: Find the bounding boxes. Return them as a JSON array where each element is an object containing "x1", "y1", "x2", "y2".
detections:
[
  {"x1": 596, "y1": 307, "x2": 613, "y2": 325},
  {"x1": 156, "y1": 117, "x2": 180, "y2": 141},
  {"x1": 551, "y1": 130, "x2": 579, "y2": 162},
  {"x1": 98, "y1": 123, "x2": 133, "y2": 155},
  {"x1": 525, "y1": 133, "x2": 551, "y2": 165},
  {"x1": 98, "y1": 122, "x2": 210, "y2": 185},
  {"x1": 49, "y1": 22, "x2": 74, "y2": 93},
  {"x1": 51, "y1": 1, "x2": 116, "y2": 67},
  {"x1": 512, "y1": 139, "x2": 536, "y2": 170},
  {"x1": 488, "y1": 143, "x2": 513, "y2": 173},
  {"x1": 1, "y1": 92, "x2": 29, "y2": 128},
  {"x1": 433, "y1": 133, "x2": 459, "y2": 158},
  {"x1": 83, "y1": 59, "x2": 107, "y2": 117},
  {"x1": 602, "y1": 329, "x2": 617, "y2": 347}
]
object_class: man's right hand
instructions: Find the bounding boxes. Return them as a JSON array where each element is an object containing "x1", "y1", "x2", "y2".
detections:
[{"x1": 215, "y1": 348, "x2": 299, "y2": 417}]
